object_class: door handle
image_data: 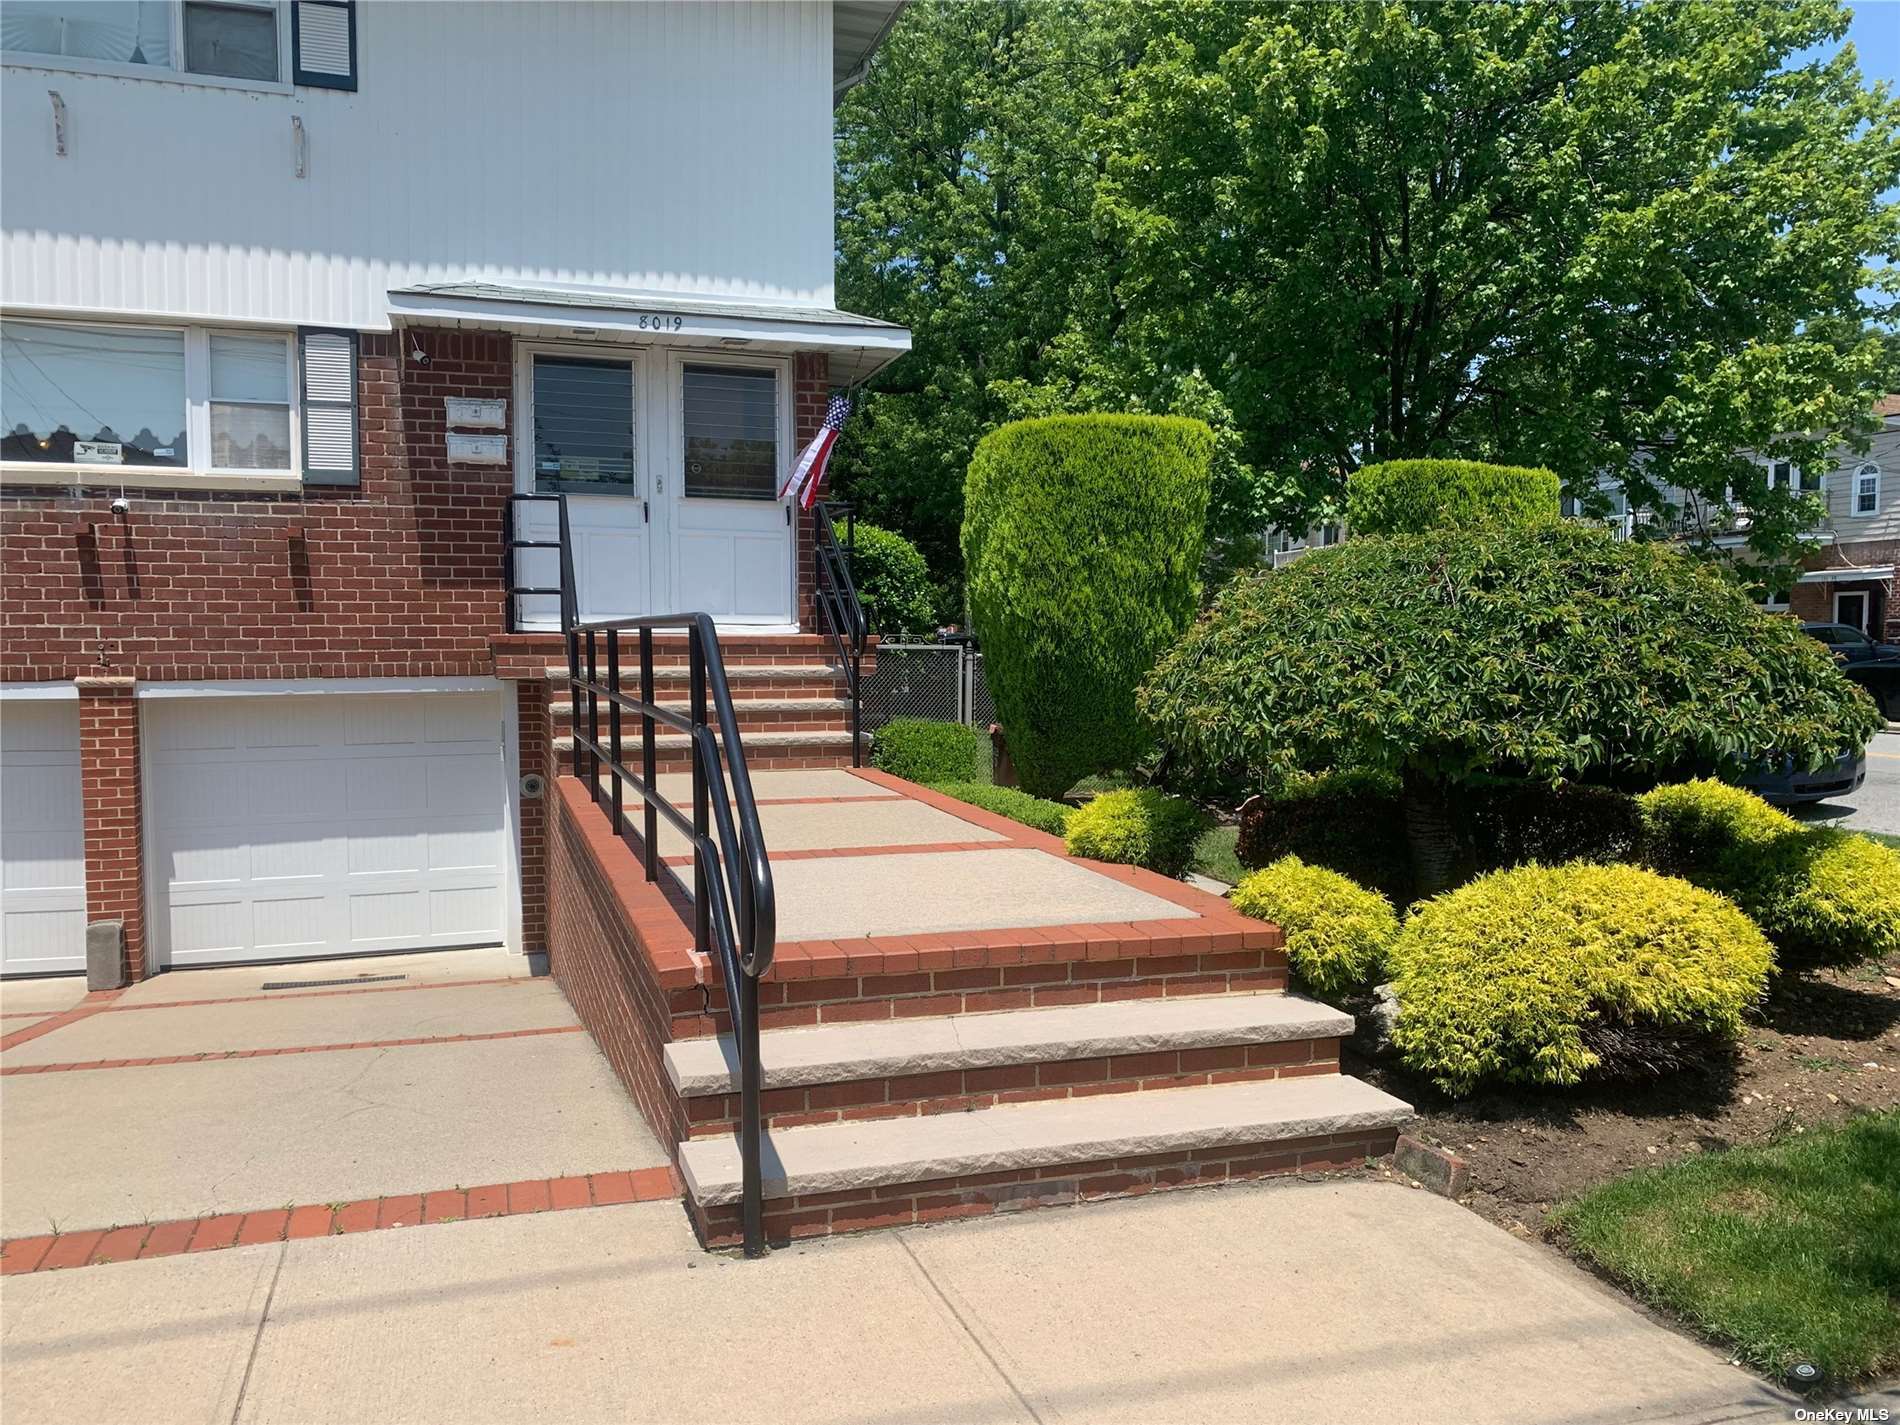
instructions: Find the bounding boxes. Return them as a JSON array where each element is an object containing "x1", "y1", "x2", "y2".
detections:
[{"x1": 644, "y1": 500, "x2": 650, "y2": 524}]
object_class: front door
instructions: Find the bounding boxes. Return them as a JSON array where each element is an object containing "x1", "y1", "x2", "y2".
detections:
[
  {"x1": 1837, "y1": 589, "x2": 1871, "y2": 635},
  {"x1": 514, "y1": 348, "x2": 653, "y2": 629},
  {"x1": 666, "y1": 354, "x2": 795, "y2": 626}
]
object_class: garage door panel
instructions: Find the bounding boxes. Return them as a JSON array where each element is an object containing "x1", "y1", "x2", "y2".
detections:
[
  {"x1": 2, "y1": 702, "x2": 86, "y2": 976},
  {"x1": 148, "y1": 693, "x2": 507, "y2": 966},
  {"x1": 151, "y1": 763, "x2": 248, "y2": 827}
]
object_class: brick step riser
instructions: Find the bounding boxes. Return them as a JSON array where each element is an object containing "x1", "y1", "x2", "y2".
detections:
[
  {"x1": 551, "y1": 705, "x2": 854, "y2": 734},
  {"x1": 668, "y1": 952, "x2": 1289, "y2": 1040},
  {"x1": 689, "y1": 1126, "x2": 1401, "y2": 1249},
  {"x1": 683, "y1": 1035, "x2": 1343, "y2": 1138},
  {"x1": 551, "y1": 682, "x2": 854, "y2": 703}
]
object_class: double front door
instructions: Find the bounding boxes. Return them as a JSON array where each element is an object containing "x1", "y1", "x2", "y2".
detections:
[{"x1": 512, "y1": 345, "x2": 796, "y2": 630}]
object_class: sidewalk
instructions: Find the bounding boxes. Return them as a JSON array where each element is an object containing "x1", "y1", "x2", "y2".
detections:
[{"x1": 1, "y1": 1175, "x2": 1823, "y2": 1425}]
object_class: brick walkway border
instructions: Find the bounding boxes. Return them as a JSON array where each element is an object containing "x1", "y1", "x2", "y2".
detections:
[{"x1": 0, "y1": 1167, "x2": 681, "y2": 1275}]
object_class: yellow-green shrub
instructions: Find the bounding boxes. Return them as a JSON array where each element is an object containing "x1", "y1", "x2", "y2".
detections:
[
  {"x1": 871, "y1": 717, "x2": 979, "y2": 784},
  {"x1": 1345, "y1": 459, "x2": 1560, "y2": 536},
  {"x1": 1063, "y1": 788, "x2": 1208, "y2": 878},
  {"x1": 1389, "y1": 863, "x2": 1774, "y2": 1094},
  {"x1": 1638, "y1": 779, "x2": 1900, "y2": 968},
  {"x1": 1230, "y1": 856, "x2": 1397, "y2": 1000}
]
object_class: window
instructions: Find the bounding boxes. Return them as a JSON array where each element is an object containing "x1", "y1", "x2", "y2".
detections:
[
  {"x1": 4, "y1": 0, "x2": 282, "y2": 82},
  {"x1": 683, "y1": 365, "x2": 779, "y2": 500},
  {"x1": 1854, "y1": 463, "x2": 1881, "y2": 517},
  {"x1": 532, "y1": 356, "x2": 636, "y2": 492},
  {"x1": 1762, "y1": 589, "x2": 1791, "y2": 612},
  {"x1": 2, "y1": 319, "x2": 304, "y2": 478},
  {"x1": 1766, "y1": 458, "x2": 1822, "y2": 496}
]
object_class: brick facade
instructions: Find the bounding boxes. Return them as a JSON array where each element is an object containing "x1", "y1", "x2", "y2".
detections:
[
  {"x1": 1791, "y1": 536, "x2": 1899, "y2": 637},
  {"x1": 76, "y1": 678, "x2": 144, "y2": 981},
  {"x1": 793, "y1": 351, "x2": 830, "y2": 632}
]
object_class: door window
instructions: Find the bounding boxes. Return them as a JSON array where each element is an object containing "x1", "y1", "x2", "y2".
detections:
[
  {"x1": 682, "y1": 364, "x2": 778, "y2": 500},
  {"x1": 531, "y1": 356, "x2": 636, "y2": 493}
]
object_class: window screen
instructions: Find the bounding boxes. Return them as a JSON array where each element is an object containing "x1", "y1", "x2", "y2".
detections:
[
  {"x1": 2, "y1": 1, "x2": 172, "y2": 66},
  {"x1": 184, "y1": 1, "x2": 278, "y2": 80},
  {"x1": 683, "y1": 365, "x2": 778, "y2": 500},
  {"x1": 533, "y1": 356, "x2": 636, "y2": 491},
  {"x1": 209, "y1": 333, "x2": 291, "y2": 469}
]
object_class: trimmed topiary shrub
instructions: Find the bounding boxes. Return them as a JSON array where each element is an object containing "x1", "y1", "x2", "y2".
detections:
[
  {"x1": 1459, "y1": 779, "x2": 1643, "y2": 872},
  {"x1": 846, "y1": 521, "x2": 937, "y2": 635},
  {"x1": 1345, "y1": 459, "x2": 1561, "y2": 536},
  {"x1": 1230, "y1": 855, "x2": 1398, "y2": 1001},
  {"x1": 1637, "y1": 780, "x2": 1900, "y2": 970},
  {"x1": 1063, "y1": 787, "x2": 1209, "y2": 878},
  {"x1": 1389, "y1": 863, "x2": 1775, "y2": 1094},
  {"x1": 871, "y1": 717, "x2": 979, "y2": 784},
  {"x1": 1142, "y1": 524, "x2": 1880, "y2": 894},
  {"x1": 929, "y1": 781, "x2": 1073, "y2": 837},
  {"x1": 963, "y1": 414, "x2": 1214, "y2": 798}
]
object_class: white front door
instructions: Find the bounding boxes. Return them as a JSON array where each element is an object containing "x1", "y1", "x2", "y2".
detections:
[
  {"x1": 145, "y1": 692, "x2": 508, "y2": 967},
  {"x1": 515, "y1": 348, "x2": 654, "y2": 629},
  {"x1": 666, "y1": 354, "x2": 796, "y2": 626},
  {"x1": 0, "y1": 700, "x2": 87, "y2": 976}
]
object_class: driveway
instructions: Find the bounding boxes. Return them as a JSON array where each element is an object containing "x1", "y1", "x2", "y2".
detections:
[
  {"x1": 1796, "y1": 728, "x2": 1900, "y2": 837},
  {"x1": 1, "y1": 1176, "x2": 1841, "y2": 1425},
  {"x1": 0, "y1": 949, "x2": 667, "y2": 1239}
]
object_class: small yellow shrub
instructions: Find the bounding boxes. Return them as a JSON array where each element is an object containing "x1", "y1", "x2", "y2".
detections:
[
  {"x1": 1063, "y1": 788, "x2": 1207, "y2": 878},
  {"x1": 1230, "y1": 856, "x2": 1397, "y2": 1001}
]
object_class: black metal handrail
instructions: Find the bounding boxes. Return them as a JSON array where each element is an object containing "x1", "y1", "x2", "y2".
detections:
[
  {"x1": 568, "y1": 610, "x2": 777, "y2": 1257},
  {"x1": 505, "y1": 492, "x2": 576, "y2": 632},
  {"x1": 811, "y1": 501, "x2": 868, "y2": 765}
]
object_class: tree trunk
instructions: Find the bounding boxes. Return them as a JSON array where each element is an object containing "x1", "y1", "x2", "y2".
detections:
[{"x1": 1400, "y1": 771, "x2": 1467, "y2": 898}]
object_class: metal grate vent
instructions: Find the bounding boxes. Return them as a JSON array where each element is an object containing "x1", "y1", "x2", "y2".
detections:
[{"x1": 259, "y1": 974, "x2": 408, "y2": 991}]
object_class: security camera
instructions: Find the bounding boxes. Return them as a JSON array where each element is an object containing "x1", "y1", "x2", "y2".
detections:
[
  {"x1": 409, "y1": 339, "x2": 431, "y2": 366},
  {"x1": 109, "y1": 497, "x2": 130, "y2": 515}
]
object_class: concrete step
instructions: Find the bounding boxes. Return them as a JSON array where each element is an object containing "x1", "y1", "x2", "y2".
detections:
[
  {"x1": 551, "y1": 697, "x2": 852, "y2": 723},
  {"x1": 664, "y1": 994, "x2": 1352, "y2": 1097},
  {"x1": 555, "y1": 729, "x2": 862, "y2": 771},
  {"x1": 679, "y1": 1073, "x2": 1413, "y2": 1207},
  {"x1": 545, "y1": 664, "x2": 850, "y2": 691}
]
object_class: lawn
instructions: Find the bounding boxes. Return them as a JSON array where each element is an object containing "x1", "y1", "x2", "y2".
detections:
[
  {"x1": 1549, "y1": 1110, "x2": 1900, "y2": 1386},
  {"x1": 1190, "y1": 823, "x2": 1244, "y2": 885},
  {"x1": 1858, "y1": 830, "x2": 1900, "y2": 852}
]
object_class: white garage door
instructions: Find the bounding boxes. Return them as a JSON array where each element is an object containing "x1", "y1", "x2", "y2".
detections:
[
  {"x1": 0, "y1": 700, "x2": 88, "y2": 976},
  {"x1": 146, "y1": 692, "x2": 508, "y2": 967}
]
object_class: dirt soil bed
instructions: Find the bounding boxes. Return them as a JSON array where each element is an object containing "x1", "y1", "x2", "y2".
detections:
[{"x1": 1357, "y1": 955, "x2": 1900, "y2": 1239}]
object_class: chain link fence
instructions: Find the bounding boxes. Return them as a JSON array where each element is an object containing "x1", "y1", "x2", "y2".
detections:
[{"x1": 864, "y1": 640, "x2": 995, "y2": 777}]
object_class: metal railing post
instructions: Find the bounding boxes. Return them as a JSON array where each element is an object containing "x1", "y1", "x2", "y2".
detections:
[
  {"x1": 607, "y1": 631, "x2": 623, "y2": 835},
  {"x1": 585, "y1": 629, "x2": 600, "y2": 803},
  {"x1": 739, "y1": 971, "x2": 763, "y2": 1257},
  {"x1": 689, "y1": 626, "x2": 711, "y2": 958},
  {"x1": 640, "y1": 626, "x2": 657, "y2": 882}
]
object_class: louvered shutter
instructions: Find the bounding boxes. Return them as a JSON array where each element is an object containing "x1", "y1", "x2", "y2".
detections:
[
  {"x1": 292, "y1": 0, "x2": 356, "y2": 90},
  {"x1": 299, "y1": 329, "x2": 358, "y2": 486}
]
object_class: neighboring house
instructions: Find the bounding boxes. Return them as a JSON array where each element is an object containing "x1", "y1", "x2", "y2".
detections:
[
  {"x1": 1781, "y1": 395, "x2": 1900, "y2": 636},
  {"x1": 0, "y1": 1, "x2": 910, "y2": 980}
]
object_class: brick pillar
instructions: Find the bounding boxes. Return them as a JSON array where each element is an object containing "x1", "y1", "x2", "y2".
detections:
[
  {"x1": 793, "y1": 352, "x2": 831, "y2": 632},
  {"x1": 516, "y1": 677, "x2": 550, "y2": 957},
  {"x1": 76, "y1": 677, "x2": 146, "y2": 980}
]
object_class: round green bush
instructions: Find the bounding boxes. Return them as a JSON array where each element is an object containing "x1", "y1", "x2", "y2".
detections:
[
  {"x1": 1346, "y1": 459, "x2": 1561, "y2": 536},
  {"x1": 1636, "y1": 778, "x2": 1798, "y2": 877},
  {"x1": 963, "y1": 414, "x2": 1214, "y2": 798},
  {"x1": 1389, "y1": 863, "x2": 1775, "y2": 1094},
  {"x1": 930, "y1": 781, "x2": 1073, "y2": 837},
  {"x1": 871, "y1": 717, "x2": 979, "y2": 784},
  {"x1": 847, "y1": 521, "x2": 937, "y2": 635},
  {"x1": 1230, "y1": 855, "x2": 1398, "y2": 1001},
  {"x1": 1063, "y1": 787, "x2": 1209, "y2": 878}
]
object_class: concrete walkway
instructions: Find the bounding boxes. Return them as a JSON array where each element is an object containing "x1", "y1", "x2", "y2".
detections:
[{"x1": 0, "y1": 1176, "x2": 1823, "y2": 1425}]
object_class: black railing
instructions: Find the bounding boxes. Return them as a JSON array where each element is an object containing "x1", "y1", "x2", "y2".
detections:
[
  {"x1": 811, "y1": 501, "x2": 868, "y2": 765},
  {"x1": 505, "y1": 492, "x2": 575, "y2": 632}
]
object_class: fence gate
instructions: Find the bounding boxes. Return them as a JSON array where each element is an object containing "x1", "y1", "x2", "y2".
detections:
[{"x1": 864, "y1": 642, "x2": 992, "y2": 732}]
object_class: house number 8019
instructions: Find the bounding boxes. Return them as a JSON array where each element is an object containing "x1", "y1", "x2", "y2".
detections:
[{"x1": 635, "y1": 315, "x2": 686, "y2": 331}]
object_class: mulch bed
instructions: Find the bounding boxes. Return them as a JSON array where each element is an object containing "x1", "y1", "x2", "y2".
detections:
[{"x1": 1355, "y1": 955, "x2": 1900, "y2": 1239}]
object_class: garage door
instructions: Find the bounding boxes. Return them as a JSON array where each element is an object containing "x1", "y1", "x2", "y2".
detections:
[
  {"x1": 146, "y1": 692, "x2": 508, "y2": 967},
  {"x1": 0, "y1": 700, "x2": 88, "y2": 976}
]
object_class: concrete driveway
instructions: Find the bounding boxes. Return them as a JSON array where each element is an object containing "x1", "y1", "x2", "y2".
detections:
[
  {"x1": 0, "y1": 1176, "x2": 1835, "y2": 1425},
  {"x1": 0, "y1": 949, "x2": 666, "y2": 1239}
]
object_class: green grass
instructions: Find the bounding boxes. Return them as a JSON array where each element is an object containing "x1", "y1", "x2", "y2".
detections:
[
  {"x1": 1856, "y1": 830, "x2": 1900, "y2": 852},
  {"x1": 1190, "y1": 824, "x2": 1244, "y2": 885},
  {"x1": 1550, "y1": 1111, "x2": 1900, "y2": 1386}
]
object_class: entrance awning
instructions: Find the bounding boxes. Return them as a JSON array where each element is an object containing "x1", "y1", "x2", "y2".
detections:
[
  {"x1": 387, "y1": 282, "x2": 911, "y2": 386},
  {"x1": 1797, "y1": 565, "x2": 1895, "y2": 584}
]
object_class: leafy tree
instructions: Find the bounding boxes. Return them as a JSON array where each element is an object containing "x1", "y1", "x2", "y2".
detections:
[
  {"x1": 836, "y1": 0, "x2": 1900, "y2": 593},
  {"x1": 1139, "y1": 525, "x2": 1880, "y2": 893},
  {"x1": 845, "y1": 521, "x2": 937, "y2": 634}
]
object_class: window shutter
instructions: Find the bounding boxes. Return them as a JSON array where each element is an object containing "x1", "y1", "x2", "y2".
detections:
[
  {"x1": 299, "y1": 329, "x2": 358, "y2": 486},
  {"x1": 292, "y1": 0, "x2": 356, "y2": 90}
]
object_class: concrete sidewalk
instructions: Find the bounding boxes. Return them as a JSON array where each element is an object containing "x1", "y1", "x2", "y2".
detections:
[{"x1": 1, "y1": 1176, "x2": 1816, "y2": 1425}]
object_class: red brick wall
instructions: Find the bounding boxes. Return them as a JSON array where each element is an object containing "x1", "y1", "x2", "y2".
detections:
[
  {"x1": 517, "y1": 678, "x2": 550, "y2": 957},
  {"x1": 1793, "y1": 536, "x2": 1898, "y2": 637},
  {"x1": 793, "y1": 351, "x2": 829, "y2": 633},
  {"x1": 0, "y1": 329, "x2": 515, "y2": 683},
  {"x1": 77, "y1": 677, "x2": 144, "y2": 980}
]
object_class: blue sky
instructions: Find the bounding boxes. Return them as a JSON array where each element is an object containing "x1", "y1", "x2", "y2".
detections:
[{"x1": 1841, "y1": 2, "x2": 1900, "y2": 92}]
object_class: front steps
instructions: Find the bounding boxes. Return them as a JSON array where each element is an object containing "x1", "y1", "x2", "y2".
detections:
[{"x1": 667, "y1": 993, "x2": 1411, "y2": 1248}]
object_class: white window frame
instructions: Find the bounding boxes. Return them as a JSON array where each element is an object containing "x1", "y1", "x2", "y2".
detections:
[
  {"x1": 1853, "y1": 462, "x2": 1882, "y2": 518},
  {"x1": 1, "y1": 317, "x2": 302, "y2": 489},
  {"x1": 1765, "y1": 457, "x2": 1822, "y2": 497},
  {"x1": 1761, "y1": 589, "x2": 1791, "y2": 612},
  {"x1": 1, "y1": 0, "x2": 292, "y2": 95},
  {"x1": 1835, "y1": 589, "x2": 1871, "y2": 633}
]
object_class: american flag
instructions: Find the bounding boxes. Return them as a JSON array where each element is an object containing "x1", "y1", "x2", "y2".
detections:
[{"x1": 780, "y1": 393, "x2": 851, "y2": 511}]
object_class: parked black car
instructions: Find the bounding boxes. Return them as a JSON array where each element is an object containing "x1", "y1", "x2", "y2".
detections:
[{"x1": 1803, "y1": 621, "x2": 1900, "y2": 718}]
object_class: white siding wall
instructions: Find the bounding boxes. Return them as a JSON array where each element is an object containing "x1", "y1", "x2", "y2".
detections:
[{"x1": 0, "y1": 0, "x2": 835, "y2": 330}]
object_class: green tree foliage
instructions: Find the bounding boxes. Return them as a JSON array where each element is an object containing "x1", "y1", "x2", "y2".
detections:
[
  {"x1": 870, "y1": 718, "x2": 980, "y2": 784},
  {"x1": 964, "y1": 414, "x2": 1213, "y2": 797},
  {"x1": 1346, "y1": 460, "x2": 1559, "y2": 536},
  {"x1": 1140, "y1": 525, "x2": 1880, "y2": 891},
  {"x1": 836, "y1": 0, "x2": 1900, "y2": 589},
  {"x1": 846, "y1": 521, "x2": 937, "y2": 634}
]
